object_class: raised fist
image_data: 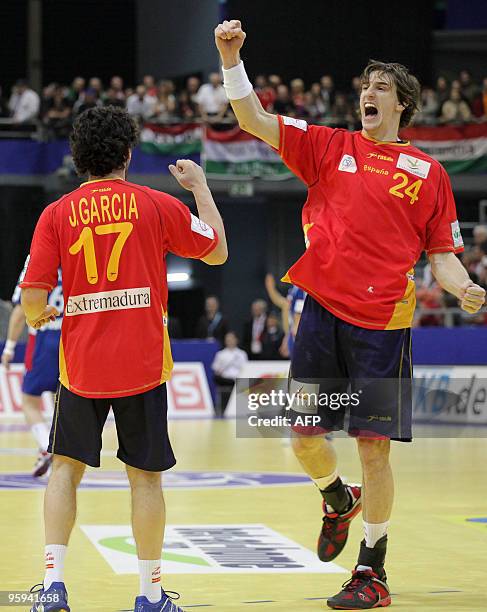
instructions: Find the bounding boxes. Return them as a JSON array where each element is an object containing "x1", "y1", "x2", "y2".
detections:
[
  {"x1": 214, "y1": 20, "x2": 246, "y2": 66},
  {"x1": 168, "y1": 159, "x2": 208, "y2": 191}
]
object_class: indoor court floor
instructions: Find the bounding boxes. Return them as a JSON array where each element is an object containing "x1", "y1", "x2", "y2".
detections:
[{"x1": 1, "y1": 418, "x2": 486, "y2": 612}]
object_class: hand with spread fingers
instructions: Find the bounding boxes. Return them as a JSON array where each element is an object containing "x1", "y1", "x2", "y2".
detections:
[{"x1": 459, "y1": 281, "x2": 486, "y2": 314}]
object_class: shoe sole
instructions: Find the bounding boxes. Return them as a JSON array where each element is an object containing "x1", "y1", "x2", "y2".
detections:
[
  {"x1": 327, "y1": 595, "x2": 391, "y2": 609},
  {"x1": 32, "y1": 458, "x2": 52, "y2": 478}
]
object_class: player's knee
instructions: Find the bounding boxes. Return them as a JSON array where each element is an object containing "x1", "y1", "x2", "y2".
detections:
[
  {"x1": 126, "y1": 465, "x2": 162, "y2": 489},
  {"x1": 52, "y1": 454, "x2": 86, "y2": 483},
  {"x1": 291, "y1": 434, "x2": 324, "y2": 460},
  {"x1": 357, "y1": 438, "x2": 390, "y2": 471}
]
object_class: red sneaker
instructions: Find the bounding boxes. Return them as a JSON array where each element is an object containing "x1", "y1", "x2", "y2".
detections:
[
  {"x1": 327, "y1": 568, "x2": 391, "y2": 609},
  {"x1": 318, "y1": 484, "x2": 362, "y2": 562}
]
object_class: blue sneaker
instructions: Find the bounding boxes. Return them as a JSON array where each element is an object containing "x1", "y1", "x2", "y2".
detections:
[
  {"x1": 30, "y1": 582, "x2": 70, "y2": 611},
  {"x1": 134, "y1": 589, "x2": 185, "y2": 611}
]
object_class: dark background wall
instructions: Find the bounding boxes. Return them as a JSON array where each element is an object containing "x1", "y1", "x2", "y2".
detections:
[
  {"x1": 136, "y1": 0, "x2": 221, "y2": 83},
  {"x1": 42, "y1": 0, "x2": 136, "y2": 87},
  {"x1": 225, "y1": 0, "x2": 435, "y2": 88}
]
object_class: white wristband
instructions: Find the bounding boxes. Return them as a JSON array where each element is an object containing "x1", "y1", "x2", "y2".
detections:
[
  {"x1": 5, "y1": 339, "x2": 16, "y2": 352},
  {"x1": 223, "y1": 61, "x2": 253, "y2": 100}
]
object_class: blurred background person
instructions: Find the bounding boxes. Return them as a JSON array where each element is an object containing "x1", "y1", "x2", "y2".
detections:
[
  {"x1": 195, "y1": 295, "x2": 228, "y2": 344},
  {"x1": 242, "y1": 299, "x2": 268, "y2": 359}
]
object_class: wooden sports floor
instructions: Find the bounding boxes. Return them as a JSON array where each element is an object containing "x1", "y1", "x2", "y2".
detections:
[{"x1": 1, "y1": 418, "x2": 486, "y2": 611}]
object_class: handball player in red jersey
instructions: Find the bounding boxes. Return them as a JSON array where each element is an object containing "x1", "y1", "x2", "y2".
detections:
[
  {"x1": 215, "y1": 19, "x2": 485, "y2": 609},
  {"x1": 21, "y1": 106, "x2": 227, "y2": 612}
]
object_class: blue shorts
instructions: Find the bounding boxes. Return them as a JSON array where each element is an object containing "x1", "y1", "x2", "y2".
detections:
[
  {"x1": 290, "y1": 296, "x2": 412, "y2": 441},
  {"x1": 22, "y1": 331, "x2": 60, "y2": 396}
]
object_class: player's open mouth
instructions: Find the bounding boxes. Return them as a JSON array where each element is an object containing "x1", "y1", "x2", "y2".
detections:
[{"x1": 364, "y1": 103, "x2": 378, "y2": 117}]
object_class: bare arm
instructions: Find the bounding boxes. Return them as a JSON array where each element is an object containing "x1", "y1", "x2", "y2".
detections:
[
  {"x1": 429, "y1": 251, "x2": 485, "y2": 313},
  {"x1": 214, "y1": 20, "x2": 279, "y2": 148},
  {"x1": 264, "y1": 273, "x2": 289, "y2": 332},
  {"x1": 168, "y1": 159, "x2": 228, "y2": 265},
  {"x1": 21, "y1": 288, "x2": 59, "y2": 329},
  {"x1": 1, "y1": 305, "x2": 26, "y2": 369}
]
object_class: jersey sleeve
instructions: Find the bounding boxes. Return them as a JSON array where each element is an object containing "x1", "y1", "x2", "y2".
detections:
[
  {"x1": 156, "y1": 192, "x2": 219, "y2": 259},
  {"x1": 277, "y1": 115, "x2": 335, "y2": 186},
  {"x1": 424, "y1": 167, "x2": 464, "y2": 255},
  {"x1": 19, "y1": 204, "x2": 60, "y2": 291}
]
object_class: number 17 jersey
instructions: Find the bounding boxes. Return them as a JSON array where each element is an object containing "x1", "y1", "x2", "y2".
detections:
[{"x1": 20, "y1": 178, "x2": 219, "y2": 398}]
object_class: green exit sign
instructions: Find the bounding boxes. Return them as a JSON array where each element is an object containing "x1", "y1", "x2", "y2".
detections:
[{"x1": 229, "y1": 182, "x2": 254, "y2": 197}]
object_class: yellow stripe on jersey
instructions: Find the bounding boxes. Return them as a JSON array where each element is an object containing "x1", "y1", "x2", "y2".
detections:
[
  {"x1": 59, "y1": 337, "x2": 70, "y2": 389},
  {"x1": 385, "y1": 269, "x2": 416, "y2": 330},
  {"x1": 160, "y1": 310, "x2": 174, "y2": 385}
]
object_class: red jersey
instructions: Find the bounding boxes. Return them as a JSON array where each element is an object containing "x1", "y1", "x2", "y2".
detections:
[
  {"x1": 20, "y1": 178, "x2": 218, "y2": 398},
  {"x1": 278, "y1": 115, "x2": 464, "y2": 330}
]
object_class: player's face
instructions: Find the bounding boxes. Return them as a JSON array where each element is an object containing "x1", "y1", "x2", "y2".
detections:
[{"x1": 360, "y1": 71, "x2": 405, "y2": 137}]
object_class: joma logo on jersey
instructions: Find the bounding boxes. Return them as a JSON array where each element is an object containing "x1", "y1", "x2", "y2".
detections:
[
  {"x1": 367, "y1": 152, "x2": 393, "y2": 162},
  {"x1": 396, "y1": 153, "x2": 431, "y2": 179}
]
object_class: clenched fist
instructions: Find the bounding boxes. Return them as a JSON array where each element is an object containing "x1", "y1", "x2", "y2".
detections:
[
  {"x1": 27, "y1": 305, "x2": 59, "y2": 330},
  {"x1": 168, "y1": 159, "x2": 208, "y2": 191},
  {"x1": 459, "y1": 281, "x2": 486, "y2": 314},
  {"x1": 214, "y1": 19, "x2": 246, "y2": 68}
]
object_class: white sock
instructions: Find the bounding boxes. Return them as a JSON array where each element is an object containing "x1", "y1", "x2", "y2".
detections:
[
  {"x1": 44, "y1": 545, "x2": 67, "y2": 589},
  {"x1": 312, "y1": 470, "x2": 338, "y2": 491},
  {"x1": 363, "y1": 520, "x2": 389, "y2": 548},
  {"x1": 138, "y1": 560, "x2": 161, "y2": 603},
  {"x1": 31, "y1": 422, "x2": 50, "y2": 452}
]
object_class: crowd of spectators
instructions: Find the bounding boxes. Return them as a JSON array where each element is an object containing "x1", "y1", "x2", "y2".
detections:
[
  {"x1": 1, "y1": 68, "x2": 486, "y2": 139},
  {"x1": 414, "y1": 223, "x2": 487, "y2": 327}
]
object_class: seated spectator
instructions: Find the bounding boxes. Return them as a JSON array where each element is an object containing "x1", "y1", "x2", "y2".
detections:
[
  {"x1": 459, "y1": 69, "x2": 479, "y2": 105},
  {"x1": 67, "y1": 76, "x2": 85, "y2": 105},
  {"x1": 254, "y1": 75, "x2": 275, "y2": 111},
  {"x1": 43, "y1": 85, "x2": 72, "y2": 138},
  {"x1": 440, "y1": 88, "x2": 472, "y2": 124},
  {"x1": 186, "y1": 76, "x2": 201, "y2": 104},
  {"x1": 104, "y1": 88, "x2": 126, "y2": 108},
  {"x1": 212, "y1": 331, "x2": 248, "y2": 414},
  {"x1": 143, "y1": 74, "x2": 157, "y2": 97},
  {"x1": 414, "y1": 87, "x2": 439, "y2": 125},
  {"x1": 195, "y1": 296, "x2": 228, "y2": 344},
  {"x1": 329, "y1": 92, "x2": 355, "y2": 127},
  {"x1": 415, "y1": 264, "x2": 444, "y2": 326},
  {"x1": 349, "y1": 76, "x2": 361, "y2": 112},
  {"x1": 196, "y1": 72, "x2": 228, "y2": 123},
  {"x1": 261, "y1": 312, "x2": 285, "y2": 360},
  {"x1": 290, "y1": 78, "x2": 307, "y2": 117},
  {"x1": 126, "y1": 84, "x2": 156, "y2": 121},
  {"x1": 177, "y1": 90, "x2": 198, "y2": 120},
  {"x1": 436, "y1": 75, "x2": 449, "y2": 109},
  {"x1": 272, "y1": 84, "x2": 295, "y2": 116},
  {"x1": 88, "y1": 77, "x2": 104, "y2": 100},
  {"x1": 74, "y1": 88, "x2": 100, "y2": 115},
  {"x1": 305, "y1": 83, "x2": 328, "y2": 121},
  {"x1": 320, "y1": 74, "x2": 335, "y2": 112},
  {"x1": 8, "y1": 79, "x2": 40, "y2": 123},
  {"x1": 472, "y1": 77, "x2": 487, "y2": 119},
  {"x1": 151, "y1": 79, "x2": 177, "y2": 122},
  {"x1": 242, "y1": 299, "x2": 268, "y2": 359},
  {"x1": 109, "y1": 75, "x2": 126, "y2": 103},
  {"x1": 268, "y1": 74, "x2": 282, "y2": 90}
]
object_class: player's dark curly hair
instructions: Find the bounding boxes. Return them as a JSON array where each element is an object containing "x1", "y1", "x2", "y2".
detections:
[
  {"x1": 70, "y1": 106, "x2": 139, "y2": 177},
  {"x1": 360, "y1": 60, "x2": 421, "y2": 128}
]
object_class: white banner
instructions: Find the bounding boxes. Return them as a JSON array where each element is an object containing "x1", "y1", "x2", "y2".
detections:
[{"x1": 0, "y1": 362, "x2": 213, "y2": 419}]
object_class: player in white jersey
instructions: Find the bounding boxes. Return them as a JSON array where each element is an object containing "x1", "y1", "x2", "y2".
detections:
[{"x1": 1, "y1": 257, "x2": 63, "y2": 477}]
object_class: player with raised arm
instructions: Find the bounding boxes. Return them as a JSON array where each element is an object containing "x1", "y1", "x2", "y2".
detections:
[
  {"x1": 22, "y1": 106, "x2": 227, "y2": 612},
  {"x1": 1, "y1": 262, "x2": 63, "y2": 477},
  {"x1": 215, "y1": 20, "x2": 485, "y2": 609}
]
